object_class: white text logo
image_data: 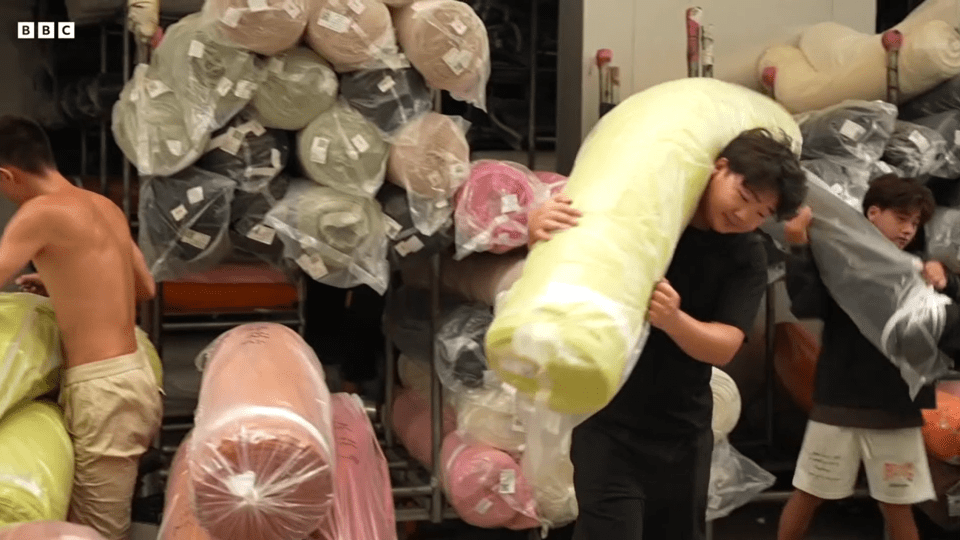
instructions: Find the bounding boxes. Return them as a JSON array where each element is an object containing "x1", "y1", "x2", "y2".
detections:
[{"x1": 17, "y1": 22, "x2": 75, "y2": 39}]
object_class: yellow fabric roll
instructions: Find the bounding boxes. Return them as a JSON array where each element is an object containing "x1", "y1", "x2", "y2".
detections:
[
  {"x1": 485, "y1": 78, "x2": 800, "y2": 414},
  {"x1": 0, "y1": 293, "x2": 62, "y2": 421},
  {"x1": 0, "y1": 401, "x2": 74, "y2": 524}
]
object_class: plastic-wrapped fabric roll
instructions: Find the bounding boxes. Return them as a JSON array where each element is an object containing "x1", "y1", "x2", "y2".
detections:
[
  {"x1": 922, "y1": 390, "x2": 960, "y2": 465},
  {"x1": 454, "y1": 381, "x2": 525, "y2": 454},
  {"x1": 339, "y1": 67, "x2": 433, "y2": 136},
  {"x1": 514, "y1": 398, "x2": 577, "y2": 528},
  {"x1": 534, "y1": 171, "x2": 568, "y2": 197},
  {"x1": 157, "y1": 435, "x2": 213, "y2": 540},
  {"x1": 382, "y1": 0, "x2": 415, "y2": 5},
  {"x1": 773, "y1": 322, "x2": 820, "y2": 414},
  {"x1": 436, "y1": 303, "x2": 493, "y2": 392},
  {"x1": 265, "y1": 180, "x2": 390, "y2": 293},
  {"x1": 486, "y1": 78, "x2": 801, "y2": 415},
  {"x1": 0, "y1": 521, "x2": 106, "y2": 540},
  {"x1": 870, "y1": 160, "x2": 903, "y2": 180},
  {"x1": 150, "y1": 13, "x2": 264, "y2": 133},
  {"x1": 230, "y1": 174, "x2": 291, "y2": 265},
  {"x1": 882, "y1": 120, "x2": 948, "y2": 177},
  {"x1": 376, "y1": 182, "x2": 455, "y2": 266},
  {"x1": 706, "y1": 439, "x2": 776, "y2": 521},
  {"x1": 399, "y1": 251, "x2": 526, "y2": 307},
  {"x1": 912, "y1": 110, "x2": 960, "y2": 179},
  {"x1": 0, "y1": 401, "x2": 74, "y2": 524},
  {"x1": 454, "y1": 160, "x2": 547, "y2": 259},
  {"x1": 441, "y1": 432, "x2": 540, "y2": 530},
  {"x1": 801, "y1": 159, "x2": 872, "y2": 209},
  {"x1": 797, "y1": 100, "x2": 898, "y2": 165},
  {"x1": 321, "y1": 394, "x2": 396, "y2": 540},
  {"x1": 384, "y1": 286, "x2": 462, "y2": 362},
  {"x1": 925, "y1": 207, "x2": 960, "y2": 274},
  {"x1": 304, "y1": 0, "x2": 400, "y2": 73},
  {"x1": 391, "y1": 387, "x2": 456, "y2": 467},
  {"x1": 805, "y1": 173, "x2": 954, "y2": 398},
  {"x1": 394, "y1": 0, "x2": 491, "y2": 110},
  {"x1": 251, "y1": 47, "x2": 339, "y2": 131},
  {"x1": 138, "y1": 168, "x2": 236, "y2": 282},
  {"x1": 112, "y1": 64, "x2": 211, "y2": 177},
  {"x1": 198, "y1": 111, "x2": 290, "y2": 184},
  {"x1": 387, "y1": 112, "x2": 471, "y2": 235},
  {"x1": 297, "y1": 103, "x2": 388, "y2": 198},
  {"x1": 0, "y1": 293, "x2": 62, "y2": 421},
  {"x1": 203, "y1": 0, "x2": 308, "y2": 56},
  {"x1": 710, "y1": 367, "x2": 741, "y2": 442},
  {"x1": 396, "y1": 354, "x2": 432, "y2": 399},
  {"x1": 901, "y1": 74, "x2": 960, "y2": 120},
  {"x1": 190, "y1": 323, "x2": 336, "y2": 540}
]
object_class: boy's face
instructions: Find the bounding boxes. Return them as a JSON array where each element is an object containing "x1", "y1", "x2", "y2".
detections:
[
  {"x1": 867, "y1": 206, "x2": 921, "y2": 249},
  {"x1": 702, "y1": 158, "x2": 779, "y2": 234}
]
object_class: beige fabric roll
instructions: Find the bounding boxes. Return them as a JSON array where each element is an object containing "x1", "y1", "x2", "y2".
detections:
[
  {"x1": 454, "y1": 384, "x2": 525, "y2": 454},
  {"x1": 251, "y1": 47, "x2": 339, "y2": 131},
  {"x1": 204, "y1": 0, "x2": 308, "y2": 56},
  {"x1": 400, "y1": 251, "x2": 526, "y2": 307},
  {"x1": 305, "y1": 0, "x2": 399, "y2": 72}
]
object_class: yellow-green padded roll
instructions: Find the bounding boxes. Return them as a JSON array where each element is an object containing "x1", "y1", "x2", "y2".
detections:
[
  {"x1": 485, "y1": 78, "x2": 801, "y2": 414},
  {"x1": 0, "y1": 293, "x2": 63, "y2": 420},
  {"x1": 0, "y1": 401, "x2": 74, "y2": 524}
]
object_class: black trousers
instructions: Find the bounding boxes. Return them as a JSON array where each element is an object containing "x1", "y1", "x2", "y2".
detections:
[{"x1": 570, "y1": 419, "x2": 713, "y2": 540}]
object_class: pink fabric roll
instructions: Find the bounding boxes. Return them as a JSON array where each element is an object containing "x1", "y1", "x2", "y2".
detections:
[
  {"x1": 441, "y1": 432, "x2": 539, "y2": 530},
  {"x1": 205, "y1": 0, "x2": 308, "y2": 56},
  {"x1": 190, "y1": 323, "x2": 335, "y2": 540},
  {"x1": 391, "y1": 387, "x2": 456, "y2": 467},
  {"x1": 0, "y1": 521, "x2": 107, "y2": 540},
  {"x1": 158, "y1": 436, "x2": 214, "y2": 540},
  {"x1": 533, "y1": 171, "x2": 568, "y2": 197},
  {"x1": 454, "y1": 160, "x2": 545, "y2": 256},
  {"x1": 305, "y1": 0, "x2": 397, "y2": 72}
]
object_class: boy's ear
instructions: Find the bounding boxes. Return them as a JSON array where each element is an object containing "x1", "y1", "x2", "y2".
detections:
[
  {"x1": 865, "y1": 205, "x2": 881, "y2": 220},
  {"x1": 0, "y1": 167, "x2": 12, "y2": 183}
]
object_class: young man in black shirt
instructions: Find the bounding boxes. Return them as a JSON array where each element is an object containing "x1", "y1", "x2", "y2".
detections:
[
  {"x1": 529, "y1": 128, "x2": 808, "y2": 540},
  {"x1": 778, "y1": 175, "x2": 960, "y2": 540}
]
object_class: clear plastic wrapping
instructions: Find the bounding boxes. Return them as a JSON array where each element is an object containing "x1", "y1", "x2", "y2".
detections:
[
  {"x1": 387, "y1": 112, "x2": 471, "y2": 235},
  {"x1": 806, "y1": 174, "x2": 955, "y2": 397},
  {"x1": 391, "y1": 387, "x2": 457, "y2": 467},
  {"x1": 0, "y1": 293, "x2": 62, "y2": 421},
  {"x1": 399, "y1": 251, "x2": 526, "y2": 307},
  {"x1": 203, "y1": 0, "x2": 308, "y2": 56},
  {"x1": 157, "y1": 434, "x2": 213, "y2": 540},
  {"x1": 797, "y1": 100, "x2": 898, "y2": 165},
  {"x1": 922, "y1": 390, "x2": 960, "y2": 465},
  {"x1": 514, "y1": 398, "x2": 578, "y2": 528},
  {"x1": 198, "y1": 109, "x2": 291, "y2": 184},
  {"x1": 251, "y1": 47, "x2": 339, "y2": 131},
  {"x1": 190, "y1": 324, "x2": 336, "y2": 540},
  {"x1": 882, "y1": 120, "x2": 948, "y2": 177},
  {"x1": 150, "y1": 13, "x2": 264, "y2": 133},
  {"x1": 296, "y1": 102, "x2": 388, "y2": 199},
  {"x1": 801, "y1": 159, "x2": 872, "y2": 209},
  {"x1": 0, "y1": 521, "x2": 106, "y2": 540},
  {"x1": 710, "y1": 367, "x2": 741, "y2": 442},
  {"x1": 0, "y1": 401, "x2": 74, "y2": 523},
  {"x1": 339, "y1": 66, "x2": 433, "y2": 136},
  {"x1": 436, "y1": 303, "x2": 493, "y2": 392},
  {"x1": 925, "y1": 207, "x2": 960, "y2": 274},
  {"x1": 901, "y1": 73, "x2": 960, "y2": 120},
  {"x1": 453, "y1": 378, "x2": 526, "y2": 454},
  {"x1": 706, "y1": 440, "x2": 776, "y2": 521},
  {"x1": 533, "y1": 171, "x2": 569, "y2": 197},
  {"x1": 441, "y1": 432, "x2": 540, "y2": 530},
  {"x1": 912, "y1": 110, "x2": 960, "y2": 179},
  {"x1": 138, "y1": 168, "x2": 236, "y2": 282},
  {"x1": 230, "y1": 174, "x2": 291, "y2": 266},
  {"x1": 453, "y1": 160, "x2": 548, "y2": 260},
  {"x1": 376, "y1": 182, "x2": 455, "y2": 266},
  {"x1": 394, "y1": 0, "x2": 491, "y2": 110},
  {"x1": 112, "y1": 64, "x2": 210, "y2": 177},
  {"x1": 304, "y1": 0, "x2": 401, "y2": 72},
  {"x1": 265, "y1": 179, "x2": 390, "y2": 293}
]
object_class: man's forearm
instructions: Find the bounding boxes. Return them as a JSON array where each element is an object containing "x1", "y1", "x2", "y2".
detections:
[{"x1": 660, "y1": 312, "x2": 746, "y2": 366}]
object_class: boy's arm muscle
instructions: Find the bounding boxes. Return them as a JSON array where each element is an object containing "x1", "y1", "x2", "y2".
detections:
[
  {"x1": 661, "y1": 316, "x2": 746, "y2": 366},
  {"x1": 0, "y1": 206, "x2": 48, "y2": 287},
  {"x1": 130, "y1": 238, "x2": 156, "y2": 301}
]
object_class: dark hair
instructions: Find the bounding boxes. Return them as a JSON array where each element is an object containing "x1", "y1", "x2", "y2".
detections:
[
  {"x1": 718, "y1": 128, "x2": 807, "y2": 220},
  {"x1": 861, "y1": 174, "x2": 935, "y2": 226},
  {"x1": 0, "y1": 115, "x2": 56, "y2": 175}
]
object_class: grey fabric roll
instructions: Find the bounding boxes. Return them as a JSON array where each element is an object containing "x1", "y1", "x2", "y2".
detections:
[
  {"x1": 926, "y1": 207, "x2": 960, "y2": 274},
  {"x1": 900, "y1": 74, "x2": 960, "y2": 121},
  {"x1": 801, "y1": 159, "x2": 871, "y2": 209},
  {"x1": 251, "y1": 47, "x2": 339, "y2": 131},
  {"x1": 339, "y1": 67, "x2": 433, "y2": 135},
  {"x1": 882, "y1": 120, "x2": 948, "y2": 177},
  {"x1": 197, "y1": 109, "x2": 291, "y2": 185},
  {"x1": 138, "y1": 167, "x2": 236, "y2": 281},
  {"x1": 435, "y1": 303, "x2": 493, "y2": 392},
  {"x1": 798, "y1": 100, "x2": 898, "y2": 165},
  {"x1": 203, "y1": 0, "x2": 308, "y2": 56},
  {"x1": 304, "y1": 0, "x2": 399, "y2": 73},
  {"x1": 296, "y1": 102, "x2": 388, "y2": 198},
  {"x1": 911, "y1": 110, "x2": 960, "y2": 179},
  {"x1": 112, "y1": 64, "x2": 210, "y2": 177},
  {"x1": 376, "y1": 181, "x2": 454, "y2": 267}
]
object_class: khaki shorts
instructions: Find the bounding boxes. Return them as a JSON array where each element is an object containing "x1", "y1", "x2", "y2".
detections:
[
  {"x1": 792, "y1": 420, "x2": 936, "y2": 505},
  {"x1": 60, "y1": 346, "x2": 163, "y2": 540}
]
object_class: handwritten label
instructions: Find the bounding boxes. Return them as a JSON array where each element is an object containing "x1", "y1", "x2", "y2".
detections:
[
  {"x1": 246, "y1": 224, "x2": 276, "y2": 245},
  {"x1": 310, "y1": 137, "x2": 330, "y2": 164},
  {"x1": 297, "y1": 253, "x2": 329, "y2": 279},
  {"x1": 170, "y1": 205, "x2": 188, "y2": 222},
  {"x1": 442, "y1": 47, "x2": 466, "y2": 75},
  {"x1": 498, "y1": 469, "x2": 516, "y2": 494},
  {"x1": 181, "y1": 229, "x2": 212, "y2": 250},
  {"x1": 318, "y1": 9, "x2": 350, "y2": 33}
]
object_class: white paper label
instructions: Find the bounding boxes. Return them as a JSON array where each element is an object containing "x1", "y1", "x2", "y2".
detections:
[
  {"x1": 498, "y1": 470, "x2": 516, "y2": 494},
  {"x1": 908, "y1": 130, "x2": 931, "y2": 152},
  {"x1": 282, "y1": 0, "x2": 302, "y2": 18},
  {"x1": 954, "y1": 130, "x2": 960, "y2": 147},
  {"x1": 318, "y1": 9, "x2": 351, "y2": 33},
  {"x1": 458, "y1": 49, "x2": 474, "y2": 70},
  {"x1": 165, "y1": 140, "x2": 184, "y2": 156},
  {"x1": 347, "y1": 0, "x2": 366, "y2": 15},
  {"x1": 268, "y1": 57, "x2": 285, "y2": 74},
  {"x1": 310, "y1": 137, "x2": 330, "y2": 164},
  {"x1": 377, "y1": 76, "x2": 396, "y2": 93},
  {"x1": 216, "y1": 77, "x2": 234, "y2": 97},
  {"x1": 271, "y1": 148, "x2": 282, "y2": 170},
  {"x1": 500, "y1": 194, "x2": 520, "y2": 214},
  {"x1": 435, "y1": 199, "x2": 449, "y2": 209},
  {"x1": 351, "y1": 134, "x2": 370, "y2": 153},
  {"x1": 170, "y1": 205, "x2": 188, "y2": 222},
  {"x1": 442, "y1": 47, "x2": 466, "y2": 76},
  {"x1": 221, "y1": 7, "x2": 243, "y2": 27},
  {"x1": 226, "y1": 471, "x2": 257, "y2": 497},
  {"x1": 287, "y1": 71, "x2": 306, "y2": 83},
  {"x1": 246, "y1": 224, "x2": 276, "y2": 245},
  {"x1": 248, "y1": 120, "x2": 266, "y2": 136},
  {"x1": 234, "y1": 80, "x2": 256, "y2": 100},
  {"x1": 221, "y1": 128, "x2": 245, "y2": 155},
  {"x1": 450, "y1": 17, "x2": 468, "y2": 35},
  {"x1": 146, "y1": 79, "x2": 170, "y2": 99},
  {"x1": 384, "y1": 215, "x2": 403, "y2": 239},
  {"x1": 395, "y1": 236, "x2": 425, "y2": 257},
  {"x1": 829, "y1": 183, "x2": 844, "y2": 196},
  {"x1": 188, "y1": 40, "x2": 205, "y2": 59},
  {"x1": 839, "y1": 120, "x2": 865, "y2": 141},
  {"x1": 183, "y1": 187, "x2": 203, "y2": 205},
  {"x1": 297, "y1": 253, "x2": 329, "y2": 279},
  {"x1": 877, "y1": 161, "x2": 893, "y2": 174},
  {"x1": 475, "y1": 498, "x2": 493, "y2": 515},
  {"x1": 248, "y1": 0, "x2": 269, "y2": 12},
  {"x1": 181, "y1": 229, "x2": 212, "y2": 250}
]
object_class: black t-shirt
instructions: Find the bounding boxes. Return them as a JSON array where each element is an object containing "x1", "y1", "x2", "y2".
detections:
[{"x1": 591, "y1": 226, "x2": 769, "y2": 440}]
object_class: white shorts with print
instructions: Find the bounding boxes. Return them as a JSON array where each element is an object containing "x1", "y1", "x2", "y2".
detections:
[{"x1": 792, "y1": 420, "x2": 936, "y2": 505}]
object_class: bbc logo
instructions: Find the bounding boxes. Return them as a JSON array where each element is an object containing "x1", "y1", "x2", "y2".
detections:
[{"x1": 17, "y1": 22, "x2": 75, "y2": 39}]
